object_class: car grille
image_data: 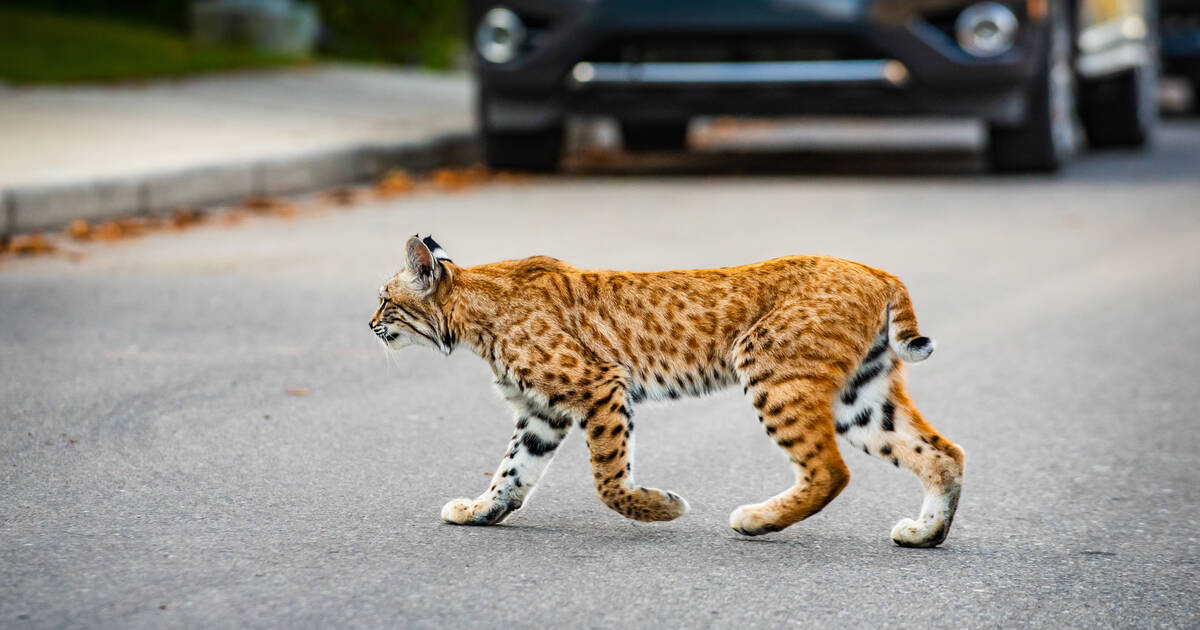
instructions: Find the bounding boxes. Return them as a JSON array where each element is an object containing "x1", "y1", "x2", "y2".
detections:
[{"x1": 584, "y1": 34, "x2": 884, "y2": 64}]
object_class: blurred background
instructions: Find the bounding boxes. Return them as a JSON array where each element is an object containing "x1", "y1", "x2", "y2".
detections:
[
  {"x1": 0, "y1": 0, "x2": 463, "y2": 80},
  {"x1": 1, "y1": 2, "x2": 1199, "y2": 628},
  {"x1": 0, "y1": 0, "x2": 1196, "y2": 232}
]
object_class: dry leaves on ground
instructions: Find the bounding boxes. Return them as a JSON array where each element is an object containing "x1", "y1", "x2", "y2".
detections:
[
  {"x1": 491, "y1": 170, "x2": 531, "y2": 185},
  {"x1": 431, "y1": 165, "x2": 492, "y2": 191},
  {"x1": 76, "y1": 217, "x2": 152, "y2": 241},
  {"x1": 66, "y1": 209, "x2": 209, "y2": 244},
  {"x1": 170, "y1": 208, "x2": 205, "y2": 229},
  {"x1": 67, "y1": 219, "x2": 90, "y2": 240},
  {"x1": 2, "y1": 163, "x2": 527, "y2": 263},
  {"x1": 1, "y1": 233, "x2": 57, "y2": 256},
  {"x1": 285, "y1": 388, "x2": 310, "y2": 396},
  {"x1": 323, "y1": 187, "x2": 366, "y2": 206},
  {"x1": 376, "y1": 170, "x2": 415, "y2": 197},
  {"x1": 240, "y1": 196, "x2": 296, "y2": 218}
]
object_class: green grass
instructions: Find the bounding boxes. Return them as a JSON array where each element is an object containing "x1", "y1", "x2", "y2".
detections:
[{"x1": 0, "y1": 9, "x2": 309, "y2": 84}]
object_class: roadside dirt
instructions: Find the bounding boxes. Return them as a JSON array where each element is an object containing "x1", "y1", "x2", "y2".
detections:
[{"x1": 0, "y1": 166, "x2": 530, "y2": 264}]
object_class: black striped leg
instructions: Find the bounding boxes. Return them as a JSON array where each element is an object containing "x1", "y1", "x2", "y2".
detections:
[{"x1": 441, "y1": 408, "x2": 571, "y2": 525}]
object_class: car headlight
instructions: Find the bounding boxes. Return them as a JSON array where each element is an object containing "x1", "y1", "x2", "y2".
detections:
[
  {"x1": 476, "y1": 7, "x2": 526, "y2": 64},
  {"x1": 956, "y1": 2, "x2": 1019, "y2": 57}
]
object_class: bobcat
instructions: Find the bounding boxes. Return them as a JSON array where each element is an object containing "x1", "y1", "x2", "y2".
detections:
[{"x1": 370, "y1": 236, "x2": 964, "y2": 547}]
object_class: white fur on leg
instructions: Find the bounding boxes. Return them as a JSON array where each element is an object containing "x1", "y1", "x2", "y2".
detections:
[
  {"x1": 441, "y1": 498, "x2": 476, "y2": 524},
  {"x1": 730, "y1": 503, "x2": 778, "y2": 536},
  {"x1": 891, "y1": 484, "x2": 959, "y2": 548},
  {"x1": 441, "y1": 405, "x2": 570, "y2": 526}
]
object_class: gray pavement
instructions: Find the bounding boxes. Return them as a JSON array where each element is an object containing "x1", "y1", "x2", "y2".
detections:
[
  {"x1": 0, "y1": 66, "x2": 470, "y2": 190},
  {"x1": 0, "y1": 66, "x2": 473, "y2": 232},
  {"x1": 2, "y1": 122, "x2": 1199, "y2": 628}
]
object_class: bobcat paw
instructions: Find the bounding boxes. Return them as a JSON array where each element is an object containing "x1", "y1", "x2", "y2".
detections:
[
  {"x1": 441, "y1": 498, "x2": 477, "y2": 524},
  {"x1": 609, "y1": 487, "x2": 689, "y2": 522},
  {"x1": 441, "y1": 497, "x2": 518, "y2": 526},
  {"x1": 653, "y1": 489, "x2": 690, "y2": 521},
  {"x1": 890, "y1": 517, "x2": 948, "y2": 548},
  {"x1": 729, "y1": 504, "x2": 785, "y2": 536}
]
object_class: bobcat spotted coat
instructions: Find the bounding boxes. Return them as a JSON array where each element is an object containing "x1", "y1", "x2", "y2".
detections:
[{"x1": 370, "y1": 236, "x2": 964, "y2": 547}]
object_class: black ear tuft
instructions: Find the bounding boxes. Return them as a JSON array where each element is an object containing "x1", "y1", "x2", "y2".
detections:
[{"x1": 421, "y1": 235, "x2": 453, "y2": 263}]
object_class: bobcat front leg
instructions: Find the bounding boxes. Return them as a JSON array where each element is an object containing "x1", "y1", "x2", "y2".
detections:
[{"x1": 441, "y1": 407, "x2": 571, "y2": 525}]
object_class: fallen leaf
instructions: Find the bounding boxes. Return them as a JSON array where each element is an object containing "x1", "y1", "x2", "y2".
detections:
[
  {"x1": 491, "y1": 170, "x2": 532, "y2": 185},
  {"x1": 241, "y1": 196, "x2": 296, "y2": 217},
  {"x1": 88, "y1": 217, "x2": 159, "y2": 241},
  {"x1": 376, "y1": 170, "x2": 415, "y2": 197},
  {"x1": 215, "y1": 209, "x2": 249, "y2": 226},
  {"x1": 323, "y1": 187, "x2": 362, "y2": 206},
  {"x1": 8, "y1": 234, "x2": 57, "y2": 256},
  {"x1": 89, "y1": 221, "x2": 125, "y2": 241},
  {"x1": 241, "y1": 196, "x2": 281, "y2": 210},
  {"x1": 171, "y1": 208, "x2": 205, "y2": 229},
  {"x1": 483, "y1": 471, "x2": 493, "y2": 476},
  {"x1": 285, "y1": 388, "x2": 309, "y2": 396},
  {"x1": 67, "y1": 219, "x2": 91, "y2": 240},
  {"x1": 431, "y1": 165, "x2": 492, "y2": 191}
]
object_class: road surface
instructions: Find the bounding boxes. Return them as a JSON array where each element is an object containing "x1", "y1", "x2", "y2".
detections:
[{"x1": 3, "y1": 120, "x2": 1199, "y2": 628}]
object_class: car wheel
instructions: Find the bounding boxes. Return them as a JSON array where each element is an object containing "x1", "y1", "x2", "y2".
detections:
[
  {"x1": 482, "y1": 126, "x2": 564, "y2": 172},
  {"x1": 1079, "y1": 65, "x2": 1157, "y2": 147},
  {"x1": 478, "y1": 91, "x2": 563, "y2": 173},
  {"x1": 988, "y1": 3, "x2": 1080, "y2": 173},
  {"x1": 1078, "y1": 0, "x2": 1159, "y2": 149},
  {"x1": 620, "y1": 121, "x2": 690, "y2": 152},
  {"x1": 1186, "y1": 68, "x2": 1200, "y2": 115}
]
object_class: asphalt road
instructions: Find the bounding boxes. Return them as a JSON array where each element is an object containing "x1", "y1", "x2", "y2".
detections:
[{"x1": 3, "y1": 120, "x2": 1199, "y2": 629}]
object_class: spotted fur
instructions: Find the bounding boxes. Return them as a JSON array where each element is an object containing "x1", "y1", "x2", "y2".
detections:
[{"x1": 370, "y1": 236, "x2": 964, "y2": 547}]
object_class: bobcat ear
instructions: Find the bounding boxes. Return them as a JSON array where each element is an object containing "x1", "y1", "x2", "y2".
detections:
[
  {"x1": 404, "y1": 235, "x2": 442, "y2": 292},
  {"x1": 420, "y1": 235, "x2": 452, "y2": 264}
]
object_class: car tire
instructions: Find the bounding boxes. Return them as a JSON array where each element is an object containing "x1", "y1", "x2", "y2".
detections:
[
  {"x1": 1186, "y1": 69, "x2": 1200, "y2": 115},
  {"x1": 482, "y1": 126, "x2": 564, "y2": 172},
  {"x1": 1080, "y1": 0, "x2": 1160, "y2": 140},
  {"x1": 988, "y1": 4, "x2": 1080, "y2": 173},
  {"x1": 620, "y1": 121, "x2": 690, "y2": 152},
  {"x1": 478, "y1": 90, "x2": 563, "y2": 173},
  {"x1": 1079, "y1": 66, "x2": 1157, "y2": 147}
]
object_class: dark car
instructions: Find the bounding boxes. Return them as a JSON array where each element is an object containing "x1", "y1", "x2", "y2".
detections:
[
  {"x1": 1160, "y1": 0, "x2": 1200, "y2": 110},
  {"x1": 466, "y1": 0, "x2": 1157, "y2": 172}
]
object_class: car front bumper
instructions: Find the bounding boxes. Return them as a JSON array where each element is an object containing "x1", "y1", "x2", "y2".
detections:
[
  {"x1": 469, "y1": 0, "x2": 1048, "y2": 127},
  {"x1": 1160, "y1": 0, "x2": 1200, "y2": 68}
]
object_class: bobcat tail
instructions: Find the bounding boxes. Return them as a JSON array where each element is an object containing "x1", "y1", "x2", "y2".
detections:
[{"x1": 887, "y1": 280, "x2": 935, "y2": 363}]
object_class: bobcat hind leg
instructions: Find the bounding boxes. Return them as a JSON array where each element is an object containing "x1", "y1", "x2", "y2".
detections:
[
  {"x1": 885, "y1": 385, "x2": 963, "y2": 548},
  {"x1": 835, "y1": 354, "x2": 964, "y2": 548},
  {"x1": 729, "y1": 304, "x2": 857, "y2": 536}
]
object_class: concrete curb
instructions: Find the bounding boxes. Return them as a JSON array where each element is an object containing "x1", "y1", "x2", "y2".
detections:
[{"x1": 1, "y1": 132, "x2": 478, "y2": 235}]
